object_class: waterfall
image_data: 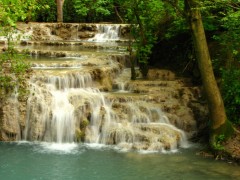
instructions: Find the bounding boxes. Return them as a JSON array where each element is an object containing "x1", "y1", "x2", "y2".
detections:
[
  {"x1": 24, "y1": 72, "x2": 93, "y2": 142},
  {"x1": 3, "y1": 23, "x2": 194, "y2": 152},
  {"x1": 23, "y1": 67, "x2": 189, "y2": 151},
  {"x1": 88, "y1": 24, "x2": 120, "y2": 42}
]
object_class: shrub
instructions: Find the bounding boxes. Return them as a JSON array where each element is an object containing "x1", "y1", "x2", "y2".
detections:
[{"x1": 221, "y1": 69, "x2": 240, "y2": 125}]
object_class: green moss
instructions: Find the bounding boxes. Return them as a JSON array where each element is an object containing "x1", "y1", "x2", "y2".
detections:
[
  {"x1": 80, "y1": 118, "x2": 89, "y2": 129},
  {"x1": 75, "y1": 128, "x2": 84, "y2": 142},
  {"x1": 210, "y1": 120, "x2": 234, "y2": 151},
  {"x1": 212, "y1": 120, "x2": 234, "y2": 139},
  {"x1": 75, "y1": 118, "x2": 89, "y2": 142}
]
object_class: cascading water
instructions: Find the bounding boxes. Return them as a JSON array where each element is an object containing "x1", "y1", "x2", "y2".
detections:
[
  {"x1": 4, "y1": 23, "x2": 194, "y2": 152},
  {"x1": 2, "y1": 23, "x2": 240, "y2": 180},
  {"x1": 24, "y1": 71, "x2": 93, "y2": 142},
  {"x1": 88, "y1": 24, "x2": 120, "y2": 42},
  {"x1": 23, "y1": 68, "x2": 189, "y2": 151}
]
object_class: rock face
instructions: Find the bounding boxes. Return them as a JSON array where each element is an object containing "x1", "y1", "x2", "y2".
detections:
[
  {"x1": 0, "y1": 23, "x2": 208, "y2": 152},
  {"x1": 0, "y1": 91, "x2": 27, "y2": 141}
]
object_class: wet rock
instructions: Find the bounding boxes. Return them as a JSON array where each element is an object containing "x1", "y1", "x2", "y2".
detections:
[
  {"x1": 120, "y1": 25, "x2": 131, "y2": 38},
  {"x1": 20, "y1": 40, "x2": 28, "y2": 45},
  {"x1": 1, "y1": 100, "x2": 21, "y2": 140},
  {"x1": 78, "y1": 32, "x2": 95, "y2": 39},
  {"x1": 0, "y1": 40, "x2": 6, "y2": 45},
  {"x1": 147, "y1": 69, "x2": 176, "y2": 80},
  {"x1": 0, "y1": 23, "x2": 209, "y2": 153},
  {"x1": 13, "y1": 22, "x2": 131, "y2": 42}
]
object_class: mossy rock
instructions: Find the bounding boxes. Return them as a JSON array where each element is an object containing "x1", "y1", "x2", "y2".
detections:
[
  {"x1": 75, "y1": 119, "x2": 89, "y2": 142},
  {"x1": 75, "y1": 128, "x2": 84, "y2": 142},
  {"x1": 80, "y1": 118, "x2": 89, "y2": 129}
]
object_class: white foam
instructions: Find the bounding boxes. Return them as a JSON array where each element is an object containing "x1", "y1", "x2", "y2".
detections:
[
  {"x1": 138, "y1": 150, "x2": 159, "y2": 154},
  {"x1": 84, "y1": 143, "x2": 108, "y2": 150},
  {"x1": 31, "y1": 66, "x2": 82, "y2": 70},
  {"x1": 38, "y1": 142, "x2": 79, "y2": 154},
  {"x1": 57, "y1": 56, "x2": 87, "y2": 60},
  {"x1": 17, "y1": 140, "x2": 32, "y2": 145}
]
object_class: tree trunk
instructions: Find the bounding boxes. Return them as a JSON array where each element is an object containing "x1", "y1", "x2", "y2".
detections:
[
  {"x1": 56, "y1": 0, "x2": 64, "y2": 22},
  {"x1": 114, "y1": 5, "x2": 124, "y2": 23},
  {"x1": 185, "y1": 0, "x2": 233, "y2": 147}
]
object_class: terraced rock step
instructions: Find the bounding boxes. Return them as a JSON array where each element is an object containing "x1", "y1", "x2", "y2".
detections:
[{"x1": 0, "y1": 23, "x2": 208, "y2": 153}]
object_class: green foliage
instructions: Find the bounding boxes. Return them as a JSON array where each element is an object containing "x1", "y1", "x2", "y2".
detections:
[
  {"x1": 203, "y1": 1, "x2": 240, "y2": 65},
  {"x1": 0, "y1": 0, "x2": 42, "y2": 24},
  {"x1": 74, "y1": 0, "x2": 114, "y2": 22},
  {"x1": 221, "y1": 69, "x2": 240, "y2": 125},
  {"x1": 210, "y1": 120, "x2": 234, "y2": 152},
  {"x1": 64, "y1": 0, "x2": 80, "y2": 22},
  {"x1": 164, "y1": 17, "x2": 188, "y2": 39},
  {"x1": 186, "y1": 1, "x2": 240, "y2": 125},
  {"x1": 80, "y1": 118, "x2": 89, "y2": 129},
  {"x1": 160, "y1": 0, "x2": 188, "y2": 39},
  {"x1": 0, "y1": 75, "x2": 14, "y2": 92},
  {"x1": 121, "y1": 0, "x2": 168, "y2": 77},
  {"x1": 34, "y1": 0, "x2": 56, "y2": 22},
  {"x1": 212, "y1": 134, "x2": 225, "y2": 151},
  {"x1": 0, "y1": 0, "x2": 34, "y2": 98},
  {"x1": 212, "y1": 120, "x2": 234, "y2": 152},
  {"x1": 0, "y1": 34, "x2": 30, "y2": 98},
  {"x1": 219, "y1": 9, "x2": 240, "y2": 61}
]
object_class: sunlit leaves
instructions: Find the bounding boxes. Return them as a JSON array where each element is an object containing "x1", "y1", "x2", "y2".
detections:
[
  {"x1": 74, "y1": 0, "x2": 113, "y2": 20},
  {"x1": 0, "y1": 0, "x2": 37, "y2": 97},
  {"x1": 0, "y1": 0, "x2": 41, "y2": 26}
]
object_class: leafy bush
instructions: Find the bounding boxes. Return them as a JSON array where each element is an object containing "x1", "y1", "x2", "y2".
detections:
[
  {"x1": 74, "y1": 0, "x2": 114, "y2": 22},
  {"x1": 34, "y1": 0, "x2": 57, "y2": 22},
  {"x1": 0, "y1": 0, "x2": 34, "y2": 99},
  {"x1": 64, "y1": 0, "x2": 80, "y2": 22},
  {"x1": 0, "y1": 35, "x2": 30, "y2": 96},
  {"x1": 221, "y1": 69, "x2": 240, "y2": 125}
]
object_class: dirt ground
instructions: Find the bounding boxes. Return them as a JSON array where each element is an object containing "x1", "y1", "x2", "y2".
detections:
[{"x1": 223, "y1": 128, "x2": 240, "y2": 162}]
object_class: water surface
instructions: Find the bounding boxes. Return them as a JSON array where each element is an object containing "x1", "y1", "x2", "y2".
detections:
[{"x1": 0, "y1": 142, "x2": 239, "y2": 180}]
